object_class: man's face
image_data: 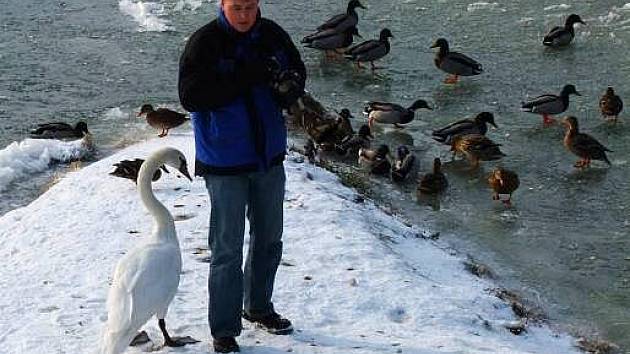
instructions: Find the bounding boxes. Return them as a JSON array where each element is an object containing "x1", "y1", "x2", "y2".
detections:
[{"x1": 221, "y1": 0, "x2": 259, "y2": 33}]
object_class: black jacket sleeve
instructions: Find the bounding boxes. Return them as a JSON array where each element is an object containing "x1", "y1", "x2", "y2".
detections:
[{"x1": 178, "y1": 24, "x2": 253, "y2": 112}]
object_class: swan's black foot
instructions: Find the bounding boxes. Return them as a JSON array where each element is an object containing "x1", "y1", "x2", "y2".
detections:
[
  {"x1": 130, "y1": 331, "x2": 151, "y2": 346},
  {"x1": 165, "y1": 336, "x2": 200, "y2": 347}
]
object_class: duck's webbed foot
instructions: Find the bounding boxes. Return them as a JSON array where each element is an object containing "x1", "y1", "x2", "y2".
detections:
[{"x1": 542, "y1": 114, "x2": 556, "y2": 126}]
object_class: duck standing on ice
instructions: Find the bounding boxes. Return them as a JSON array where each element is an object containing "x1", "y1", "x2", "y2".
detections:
[
  {"x1": 521, "y1": 84, "x2": 581, "y2": 126},
  {"x1": 543, "y1": 14, "x2": 586, "y2": 47}
]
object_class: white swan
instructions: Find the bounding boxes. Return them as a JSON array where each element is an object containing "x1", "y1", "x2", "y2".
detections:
[{"x1": 100, "y1": 147, "x2": 196, "y2": 354}]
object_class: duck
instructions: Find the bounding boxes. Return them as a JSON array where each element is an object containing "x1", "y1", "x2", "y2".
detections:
[
  {"x1": 100, "y1": 147, "x2": 196, "y2": 354},
  {"x1": 543, "y1": 14, "x2": 586, "y2": 47},
  {"x1": 344, "y1": 28, "x2": 394, "y2": 71},
  {"x1": 521, "y1": 84, "x2": 581, "y2": 126},
  {"x1": 417, "y1": 158, "x2": 448, "y2": 195},
  {"x1": 430, "y1": 38, "x2": 483, "y2": 84},
  {"x1": 316, "y1": 0, "x2": 366, "y2": 32},
  {"x1": 562, "y1": 116, "x2": 612, "y2": 168},
  {"x1": 364, "y1": 99, "x2": 432, "y2": 129},
  {"x1": 451, "y1": 134, "x2": 506, "y2": 169},
  {"x1": 137, "y1": 104, "x2": 189, "y2": 138},
  {"x1": 304, "y1": 139, "x2": 317, "y2": 163},
  {"x1": 487, "y1": 167, "x2": 520, "y2": 207},
  {"x1": 302, "y1": 26, "x2": 361, "y2": 57},
  {"x1": 335, "y1": 124, "x2": 373, "y2": 156},
  {"x1": 391, "y1": 145, "x2": 416, "y2": 182},
  {"x1": 432, "y1": 112, "x2": 497, "y2": 145},
  {"x1": 358, "y1": 144, "x2": 391, "y2": 175},
  {"x1": 29, "y1": 121, "x2": 90, "y2": 140},
  {"x1": 599, "y1": 87, "x2": 623, "y2": 122},
  {"x1": 109, "y1": 158, "x2": 169, "y2": 184}
]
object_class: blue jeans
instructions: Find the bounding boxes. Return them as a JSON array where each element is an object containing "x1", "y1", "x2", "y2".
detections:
[{"x1": 204, "y1": 165, "x2": 286, "y2": 338}]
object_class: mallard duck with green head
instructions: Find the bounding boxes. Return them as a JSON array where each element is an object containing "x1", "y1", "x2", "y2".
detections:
[
  {"x1": 431, "y1": 38, "x2": 483, "y2": 84},
  {"x1": 364, "y1": 99, "x2": 432, "y2": 129},
  {"x1": 562, "y1": 116, "x2": 612, "y2": 168},
  {"x1": 520, "y1": 84, "x2": 581, "y2": 126},
  {"x1": 451, "y1": 134, "x2": 505, "y2": 169},
  {"x1": 344, "y1": 28, "x2": 394, "y2": 71},
  {"x1": 30, "y1": 121, "x2": 90, "y2": 140},
  {"x1": 488, "y1": 167, "x2": 520, "y2": 207},
  {"x1": 317, "y1": 0, "x2": 366, "y2": 32},
  {"x1": 432, "y1": 112, "x2": 497, "y2": 145},
  {"x1": 543, "y1": 14, "x2": 586, "y2": 47}
]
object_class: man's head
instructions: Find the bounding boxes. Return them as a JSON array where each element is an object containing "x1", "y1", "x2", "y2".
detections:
[{"x1": 221, "y1": 0, "x2": 259, "y2": 33}]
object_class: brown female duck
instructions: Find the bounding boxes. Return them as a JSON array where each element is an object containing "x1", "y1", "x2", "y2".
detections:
[
  {"x1": 562, "y1": 116, "x2": 612, "y2": 168},
  {"x1": 110, "y1": 158, "x2": 169, "y2": 183},
  {"x1": 451, "y1": 134, "x2": 505, "y2": 168},
  {"x1": 137, "y1": 104, "x2": 189, "y2": 137},
  {"x1": 488, "y1": 167, "x2": 520, "y2": 206},
  {"x1": 417, "y1": 158, "x2": 448, "y2": 195},
  {"x1": 599, "y1": 87, "x2": 623, "y2": 122}
]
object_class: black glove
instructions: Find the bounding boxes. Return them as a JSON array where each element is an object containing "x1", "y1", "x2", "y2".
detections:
[{"x1": 272, "y1": 70, "x2": 304, "y2": 108}]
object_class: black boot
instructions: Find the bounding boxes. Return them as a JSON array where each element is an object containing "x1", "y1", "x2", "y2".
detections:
[
  {"x1": 243, "y1": 311, "x2": 294, "y2": 335},
  {"x1": 212, "y1": 337, "x2": 240, "y2": 353}
]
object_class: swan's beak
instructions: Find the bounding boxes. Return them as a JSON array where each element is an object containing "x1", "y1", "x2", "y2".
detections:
[{"x1": 178, "y1": 161, "x2": 192, "y2": 181}]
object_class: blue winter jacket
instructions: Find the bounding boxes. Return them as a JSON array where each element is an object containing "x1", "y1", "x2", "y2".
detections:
[{"x1": 178, "y1": 10, "x2": 306, "y2": 175}]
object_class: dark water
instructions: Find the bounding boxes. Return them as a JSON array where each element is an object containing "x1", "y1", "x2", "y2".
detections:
[{"x1": 1, "y1": 0, "x2": 629, "y2": 350}]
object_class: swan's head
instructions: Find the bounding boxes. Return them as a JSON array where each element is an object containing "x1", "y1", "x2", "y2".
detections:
[{"x1": 156, "y1": 147, "x2": 192, "y2": 181}]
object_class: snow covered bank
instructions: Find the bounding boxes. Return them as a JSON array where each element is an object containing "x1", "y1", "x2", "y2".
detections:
[{"x1": 0, "y1": 133, "x2": 580, "y2": 353}]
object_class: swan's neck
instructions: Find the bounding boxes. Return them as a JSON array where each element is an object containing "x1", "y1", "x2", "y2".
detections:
[{"x1": 138, "y1": 158, "x2": 177, "y2": 244}]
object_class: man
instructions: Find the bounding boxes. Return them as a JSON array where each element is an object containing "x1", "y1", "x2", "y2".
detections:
[{"x1": 178, "y1": 0, "x2": 305, "y2": 352}]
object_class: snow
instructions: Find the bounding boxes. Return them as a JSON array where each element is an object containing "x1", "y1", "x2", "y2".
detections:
[
  {"x1": 0, "y1": 133, "x2": 581, "y2": 353},
  {"x1": 0, "y1": 136, "x2": 94, "y2": 193}
]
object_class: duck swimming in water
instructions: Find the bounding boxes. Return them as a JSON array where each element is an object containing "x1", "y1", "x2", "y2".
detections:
[
  {"x1": 431, "y1": 38, "x2": 483, "y2": 84},
  {"x1": 432, "y1": 112, "x2": 497, "y2": 145},
  {"x1": 599, "y1": 87, "x2": 623, "y2": 122},
  {"x1": 109, "y1": 158, "x2": 169, "y2": 184},
  {"x1": 562, "y1": 116, "x2": 612, "y2": 168},
  {"x1": 137, "y1": 104, "x2": 189, "y2": 138},
  {"x1": 543, "y1": 14, "x2": 586, "y2": 47},
  {"x1": 417, "y1": 158, "x2": 448, "y2": 195},
  {"x1": 29, "y1": 121, "x2": 90, "y2": 140},
  {"x1": 316, "y1": 0, "x2": 366, "y2": 32},
  {"x1": 345, "y1": 28, "x2": 394, "y2": 71},
  {"x1": 487, "y1": 167, "x2": 520, "y2": 207},
  {"x1": 364, "y1": 99, "x2": 432, "y2": 129},
  {"x1": 521, "y1": 84, "x2": 581, "y2": 126}
]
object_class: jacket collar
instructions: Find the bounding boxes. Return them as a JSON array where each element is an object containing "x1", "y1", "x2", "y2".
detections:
[{"x1": 217, "y1": 7, "x2": 262, "y2": 40}]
